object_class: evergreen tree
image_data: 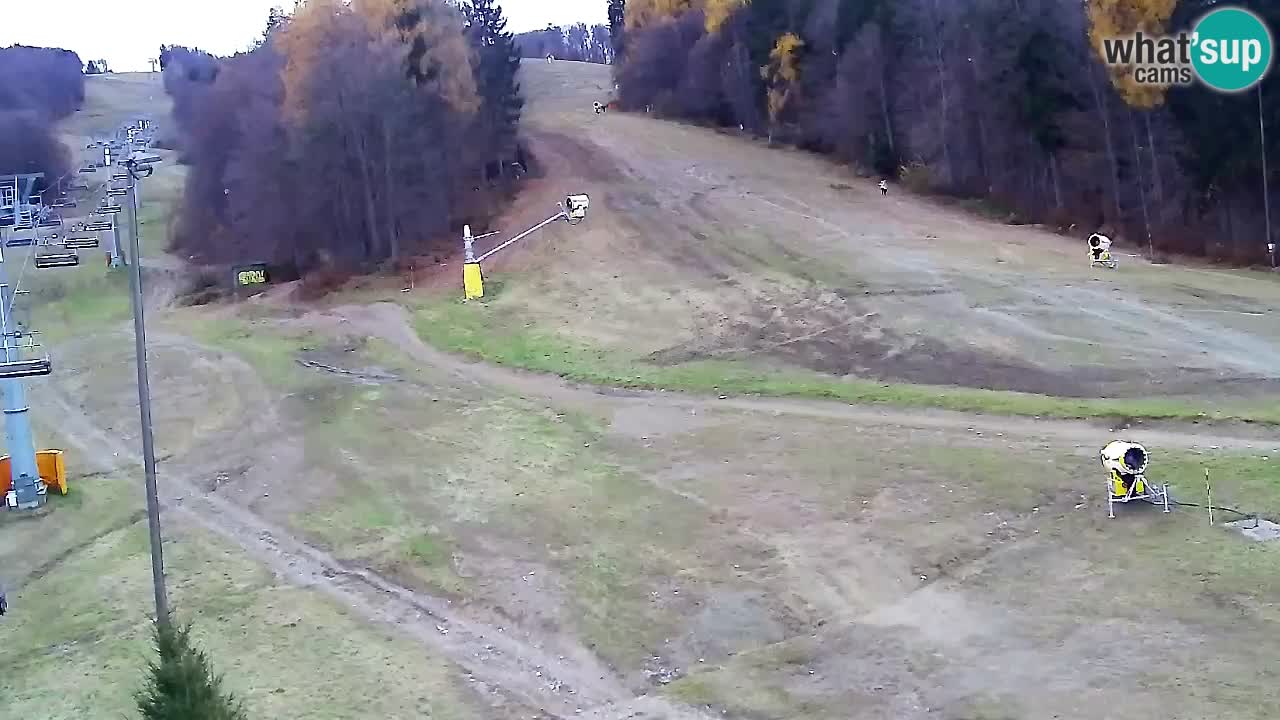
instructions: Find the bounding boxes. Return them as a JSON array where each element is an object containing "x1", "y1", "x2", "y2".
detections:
[
  {"x1": 261, "y1": 6, "x2": 288, "y2": 46},
  {"x1": 463, "y1": 0, "x2": 525, "y2": 166},
  {"x1": 608, "y1": 0, "x2": 626, "y2": 59},
  {"x1": 136, "y1": 617, "x2": 247, "y2": 720},
  {"x1": 1015, "y1": 28, "x2": 1080, "y2": 159}
]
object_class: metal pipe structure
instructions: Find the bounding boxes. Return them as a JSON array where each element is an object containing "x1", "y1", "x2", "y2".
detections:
[
  {"x1": 124, "y1": 160, "x2": 169, "y2": 622},
  {"x1": 475, "y1": 211, "x2": 567, "y2": 264}
]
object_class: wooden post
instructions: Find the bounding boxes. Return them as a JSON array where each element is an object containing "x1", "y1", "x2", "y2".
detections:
[{"x1": 1205, "y1": 469, "x2": 1213, "y2": 526}]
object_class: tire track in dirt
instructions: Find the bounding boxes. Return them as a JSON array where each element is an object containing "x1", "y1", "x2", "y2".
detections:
[
  {"x1": 326, "y1": 302, "x2": 1277, "y2": 453},
  {"x1": 40, "y1": 329, "x2": 683, "y2": 720}
]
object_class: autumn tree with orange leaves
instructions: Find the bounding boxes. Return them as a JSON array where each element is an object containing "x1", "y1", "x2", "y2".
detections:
[{"x1": 164, "y1": 0, "x2": 519, "y2": 272}]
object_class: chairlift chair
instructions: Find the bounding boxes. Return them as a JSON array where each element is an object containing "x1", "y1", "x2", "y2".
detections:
[
  {"x1": 0, "y1": 357, "x2": 52, "y2": 379},
  {"x1": 34, "y1": 252, "x2": 79, "y2": 269}
]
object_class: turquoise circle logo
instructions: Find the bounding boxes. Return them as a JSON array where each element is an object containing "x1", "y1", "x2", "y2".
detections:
[{"x1": 1192, "y1": 7, "x2": 1273, "y2": 93}]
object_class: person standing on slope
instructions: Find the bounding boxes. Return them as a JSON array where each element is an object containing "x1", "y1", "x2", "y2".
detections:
[{"x1": 879, "y1": 180, "x2": 888, "y2": 196}]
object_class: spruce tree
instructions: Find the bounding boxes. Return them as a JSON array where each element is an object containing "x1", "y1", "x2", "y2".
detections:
[
  {"x1": 608, "y1": 0, "x2": 626, "y2": 59},
  {"x1": 136, "y1": 617, "x2": 247, "y2": 720},
  {"x1": 464, "y1": 0, "x2": 525, "y2": 169}
]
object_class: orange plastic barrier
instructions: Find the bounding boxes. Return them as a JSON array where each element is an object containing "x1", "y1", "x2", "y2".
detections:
[
  {"x1": 0, "y1": 450, "x2": 68, "y2": 496},
  {"x1": 37, "y1": 450, "x2": 67, "y2": 495}
]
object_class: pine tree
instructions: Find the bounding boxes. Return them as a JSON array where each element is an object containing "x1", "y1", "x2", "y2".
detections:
[
  {"x1": 608, "y1": 0, "x2": 627, "y2": 59},
  {"x1": 135, "y1": 618, "x2": 247, "y2": 720},
  {"x1": 464, "y1": 0, "x2": 525, "y2": 167},
  {"x1": 263, "y1": 7, "x2": 288, "y2": 44}
]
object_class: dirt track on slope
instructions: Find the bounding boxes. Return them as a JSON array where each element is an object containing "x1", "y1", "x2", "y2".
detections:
[
  {"x1": 326, "y1": 302, "x2": 1278, "y2": 453},
  {"x1": 506, "y1": 62, "x2": 1280, "y2": 403}
]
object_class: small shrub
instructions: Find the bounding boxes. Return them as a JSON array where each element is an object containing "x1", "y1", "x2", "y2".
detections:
[
  {"x1": 296, "y1": 266, "x2": 353, "y2": 301},
  {"x1": 136, "y1": 617, "x2": 247, "y2": 720},
  {"x1": 898, "y1": 159, "x2": 933, "y2": 193}
]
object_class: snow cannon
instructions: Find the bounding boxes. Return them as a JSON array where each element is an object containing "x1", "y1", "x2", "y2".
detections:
[
  {"x1": 1100, "y1": 440, "x2": 1169, "y2": 518},
  {"x1": 1088, "y1": 233, "x2": 1117, "y2": 269}
]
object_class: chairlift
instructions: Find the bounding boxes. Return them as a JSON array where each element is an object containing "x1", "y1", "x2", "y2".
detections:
[
  {"x1": 4, "y1": 237, "x2": 35, "y2": 248},
  {"x1": 0, "y1": 357, "x2": 52, "y2": 379},
  {"x1": 111, "y1": 173, "x2": 128, "y2": 181},
  {"x1": 34, "y1": 253, "x2": 79, "y2": 269},
  {"x1": 97, "y1": 205, "x2": 122, "y2": 214},
  {"x1": 106, "y1": 188, "x2": 127, "y2": 197},
  {"x1": 64, "y1": 237, "x2": 99, "y2": 250}
]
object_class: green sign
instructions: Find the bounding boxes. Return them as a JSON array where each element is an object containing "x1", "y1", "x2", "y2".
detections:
[
  {"x1": 1191, "y1": 7, "x2": 1273, "y2": 93},
  {"x1": 233, "y1": 263, "x2": 270, "y2": 288}
]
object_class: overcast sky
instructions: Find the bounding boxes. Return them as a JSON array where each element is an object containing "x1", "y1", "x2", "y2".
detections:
[{"x1": 0, "y1": 0, "x2": 606, "y2": 72}]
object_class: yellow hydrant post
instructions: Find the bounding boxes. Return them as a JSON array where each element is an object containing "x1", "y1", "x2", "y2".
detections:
[{"x1": 462, "y1": 224, "x2": 484, "y2": 300}]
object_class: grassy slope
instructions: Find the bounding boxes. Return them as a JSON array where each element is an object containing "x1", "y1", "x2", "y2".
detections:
[
  {"x1": 180, "y1": 311, "x2": 741, "y2": 674},
  {"x1": 660, "y1": 448, "x2": 1280, "y2": 720},
  {"x1": 172, "y1": 310, "x2": 1280, "y2": 716},
  {"x1": 405, "y1": 293, "x2": 1280, "y2": 424}
]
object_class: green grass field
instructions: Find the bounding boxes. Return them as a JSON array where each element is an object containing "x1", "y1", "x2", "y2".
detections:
[{"x1": 405, "y1": 293, "x2": 1280, "y2": 425}]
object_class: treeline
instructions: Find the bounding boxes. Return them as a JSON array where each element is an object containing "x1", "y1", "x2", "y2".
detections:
[
  {"x1": 614, "y1": 0, "x2": 1280, "y2": 264},
  {"x1": 162, "y1": 0, "x2": 525, "y2": 273},
  {"x1": 0, "y1": 45, "x2": 85, "y2": 193},
  {"x1": 515, "y1": 24, "x2": 614, "y2": 64}
]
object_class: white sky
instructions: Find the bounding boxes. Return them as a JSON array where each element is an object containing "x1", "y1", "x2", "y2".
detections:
[{"x1": 0, "y1": 0, "x2": 606, "y2": 72}]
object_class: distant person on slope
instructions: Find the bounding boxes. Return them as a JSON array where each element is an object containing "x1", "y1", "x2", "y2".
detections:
[{"x1": 879, "y1": 180, "x2": 888, "y2": 196}]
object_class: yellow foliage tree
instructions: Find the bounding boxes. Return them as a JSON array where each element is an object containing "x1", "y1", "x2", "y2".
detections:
[
  {"x1": 704, "y1": 0, "x2": 748, "y2": 33},
  {"x1": 1087, "y1": 0, "x2": 1176, "y2": 256},
  {"x1": 624, "y1": 0, "x2": 746, "y2": 34},
  {"x1": 761, "y1": 32, "x2": 803, "y2": 142},
  {"x1": 1086, "y1": 0, "x2": 1177, "y2": 109},
  {"x1": 279, "y1": 0, "x2": 477, "y2": 119},
  {"x1": 625, "y1": 0, "x2": 696, "y2": 31}
]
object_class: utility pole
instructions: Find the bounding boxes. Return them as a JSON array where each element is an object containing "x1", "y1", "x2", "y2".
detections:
[
  {"x1": 124, "y1": 156, "x2": 168, "y2": 622},
  {"x1": 108, "y1": 212, "x2": 123, "y2": 268},
  {"x1": 1261, "y1": 84, "x2": 1274, "y2": 269},
  {"x1": 0, "y1": 174, "x2": 47, "y2": 510}
]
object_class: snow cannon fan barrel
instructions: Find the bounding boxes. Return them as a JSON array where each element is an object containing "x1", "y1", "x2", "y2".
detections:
[
  {"x1": 564, "y1": 194, "x2": 590, "y2": 223},
  {"x1": 1101, "y1": 440, "x2": 1148, "y2": 496},
  {"x1": 1088, "y1": 232, "x2": 1116, "y2": 268}
]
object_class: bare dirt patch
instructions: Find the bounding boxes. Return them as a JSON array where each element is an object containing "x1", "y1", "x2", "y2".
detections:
[{"x1": 648, "y1": 282, "x2": 1087, "y2": 396}]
